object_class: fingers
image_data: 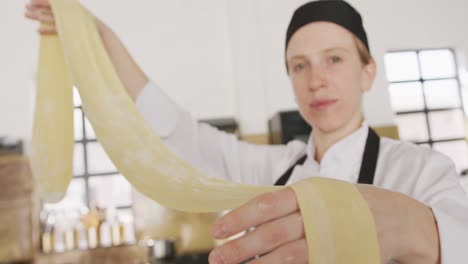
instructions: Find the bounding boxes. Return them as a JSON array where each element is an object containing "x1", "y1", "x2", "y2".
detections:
[
  {"x1": 25, "y1": 1, "x2": 54, "y2": 22},
  {"x1": 26, "y1": 3, "x2": 52, "y2": 13},
  {"x1": 25, "y1": 7, "x2": 55, "y2": 24},
  {"x1": 213, "y1": 188, "x2": 299, "y2": 239},
  {"x1": 209, "y1": 212, "x2": 305, "y2": 264},
  {"x1": 247, "y1": 239, "x2": 308, "y2": 264},
  {"x1": 24, "y1": 12, "x2": 57, "y2": 34},
  {"x1": 37, "y1": 24, "x2": 57, "y2": 34},
  {"x1": 24, "y1": 12, "x2": 55, "y2": 25},
  {"x1": 28, "y1": 0, "x2": 50, "y2": 8},
  {"x1": 25, "y1": 2, "x2": 57, "y2": 34}
]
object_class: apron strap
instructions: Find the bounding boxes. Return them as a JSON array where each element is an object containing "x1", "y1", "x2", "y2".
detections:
[
  {"x1": 357, "y1": 128, "x2": 380, "y2": 184},
  {"x1": 274, "y1": 155, "x2": 307, "y2": 186},
  {"x1": 274, "y1": 128, "x2": 380, "y2": 186}
]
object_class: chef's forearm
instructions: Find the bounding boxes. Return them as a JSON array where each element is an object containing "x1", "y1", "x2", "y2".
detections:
[
  {"x1": 95, "y1": 18, "x2": 148, "y2": 101},
  {"x1": 393, "y1": 195, "x2": 440, "y2": 264},
  {"x1": 356, "y1": 185, "x2": 440, "y2": 264}
]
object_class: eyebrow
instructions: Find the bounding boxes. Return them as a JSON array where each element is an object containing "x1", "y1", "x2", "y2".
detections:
[
  {"x1": 324, "y1": 47, "x2": 350, "y2": 53},
  {"x1": 288, "y1": 47, "x2": 350, "y2": 62}
]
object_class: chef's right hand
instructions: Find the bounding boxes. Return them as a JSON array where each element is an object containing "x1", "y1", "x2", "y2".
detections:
[{"x1": 24, "y1": 0, "x2": 57, "y2": 34}]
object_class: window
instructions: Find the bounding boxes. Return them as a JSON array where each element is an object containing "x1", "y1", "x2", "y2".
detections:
[
  {"x1": 43, "y1": 88, "x2": 133, "y2": 213},
  {"x1": 384, "y1": 49, "x2": 468, "y2": 175}
]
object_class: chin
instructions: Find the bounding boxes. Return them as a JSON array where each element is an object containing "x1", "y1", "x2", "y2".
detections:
[
  {"x1": 300, "y1": 105, "x2": 342, "y2": 131},
  {"x1": 308, "y1": 117, "x2": 344, "y2": 134}
]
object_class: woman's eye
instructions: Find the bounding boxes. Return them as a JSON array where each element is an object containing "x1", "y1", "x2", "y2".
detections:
[
  {"x1": 329, "y1": 56, "x2": 341, "y2": 64},
  {"x1": 293, "y1": 63, "x2": 306, "y2": 72}
]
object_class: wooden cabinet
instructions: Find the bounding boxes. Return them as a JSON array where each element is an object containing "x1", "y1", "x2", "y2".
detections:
[{"x1": 0, "y1": 156, "x2": 36, "y2": 264}]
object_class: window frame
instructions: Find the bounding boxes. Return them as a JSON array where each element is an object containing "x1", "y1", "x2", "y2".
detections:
[
  {"x1": 73, "y1": 104, "x2": 132, "y2": 210},
  {"x1": 385, "y1": 48, "x2": 467, "y2": 173}
]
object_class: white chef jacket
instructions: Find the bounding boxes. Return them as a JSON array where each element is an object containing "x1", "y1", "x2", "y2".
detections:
[{"x1": 136, "y1": 80, "x2": 468, "y2": 263}]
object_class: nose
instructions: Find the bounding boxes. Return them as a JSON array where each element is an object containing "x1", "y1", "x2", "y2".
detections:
[{"x1": 307, "y1": 64, "x2": 326, "y2": 91}]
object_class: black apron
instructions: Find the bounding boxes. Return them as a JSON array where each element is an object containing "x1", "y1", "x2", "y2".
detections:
[{"x1": 274, "y1": 128, "x2": 380, "y2": 186}]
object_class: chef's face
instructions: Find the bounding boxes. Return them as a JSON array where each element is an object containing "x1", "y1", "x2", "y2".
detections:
[{"x1": 286, "y1": 22, "x2": 376, "y2": 135}]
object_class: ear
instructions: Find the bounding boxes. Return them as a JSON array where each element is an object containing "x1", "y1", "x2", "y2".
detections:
[{"x1": 361, "y1": 59, "x2": 377, "y2": 93}]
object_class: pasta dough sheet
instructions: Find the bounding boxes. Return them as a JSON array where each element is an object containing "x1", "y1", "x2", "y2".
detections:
[{"x1": 31, "y1": 31, "x2": 73, "y2": 203}]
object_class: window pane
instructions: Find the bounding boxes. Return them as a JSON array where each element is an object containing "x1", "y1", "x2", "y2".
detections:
[
  {"x1": 424, "y1": 79, "x2": 461, "y2": 109},
  {"x1": 388, "y1": 82, "x2": 424, "y2": 112},
  {"x1": 419, "y1": 49, "x2": 456, "y2": 79},
  {"x1": 428, "y1": 110, "x2": 465, "y2": 140},
  {"x1": 43, "y1": 178, "x2": 87, "y2": 210},
  {"x1": 395, "y1": 113, "x2": 429, "y2": 142},
  {"x1": 84, "y1": 116, "x2": 96, "y2": 140},
  {"x1": 73, "y1": 87, "x2": 82, "y2": 107},
  {"x1": 67, "y1": 178, "x2": 87, "y2": 206},
  {"x1": 89, "y1": 175, "x2": 132, "y2": 208},
  {"x1": 87, "y1": 142, "x2": 116, "y2": 174},
  {"x1": 74, "y1": 109, "x2": 83, "y2": 141},
  {"x1": 384, "y1": 52, "x2": 420, "y2": 82},
  {"x1": 433, "y1": 141, "x2": 468, "y2": 174},
  {"x1": 73, "y1": 144, "x2": 85, "y2": 176}
]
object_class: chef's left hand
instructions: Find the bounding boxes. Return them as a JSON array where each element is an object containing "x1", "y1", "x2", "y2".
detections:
[
  {"x1": 208, "y1": 184, "x2": 440, "y2": 264},
  {"x1": 209, "y1": 187, "x2": 307, "y2": 264}
]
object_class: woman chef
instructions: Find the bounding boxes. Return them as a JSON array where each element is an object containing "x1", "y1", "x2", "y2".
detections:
[{"x1": 26, "y1": 0, "x2": 468, "y2": 263}]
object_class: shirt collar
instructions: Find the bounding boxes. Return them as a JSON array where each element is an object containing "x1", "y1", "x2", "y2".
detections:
[{"x1": 305, "y1": 121, "x2": 370, "y2": 173}]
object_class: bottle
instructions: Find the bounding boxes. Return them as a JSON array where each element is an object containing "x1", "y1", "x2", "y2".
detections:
[
  {"x1": 99, "y1": 221, "x2": 112, "y2": 247},
  {"x1": 88, "y1": 226, "x2": 98, "y2": 249},
  {"x1": 64, "y1": 227, "x2": 75, "y2": 251},
  {"x1": 41, "y1": 212, "x2": 54, "y2": 253},
  {"x1": 111, "y1": 221, "x2": 121, "y2": 246},
  {"x1": 41, "y1": 231, "x2": 53, "y2": 254},
  {"x1": 74, "y1": 221, "x2": 88, "y2": 250},
  {"x1": 121, "y1": 221, "x2": 136, "y2": 245},
  {"x1": 53, "y1": 227, "x2": 65, "y2": 253},
  {"x1": 81, "y1": 207, "x2": 100, "y2": 249}
]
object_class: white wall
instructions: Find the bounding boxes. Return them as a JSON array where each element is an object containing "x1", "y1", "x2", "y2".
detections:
[
  {"x1": 1, "y1": 0, "x2": 38, "y2": 140},
  {"x1": 1, "y1": 0, "x2": 468, "y2": 139},
  {"x1": 80, "y1": 0, "x2": 237, "y2": 121}
]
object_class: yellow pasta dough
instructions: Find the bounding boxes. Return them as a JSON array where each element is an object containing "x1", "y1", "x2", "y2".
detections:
[
  {"x1": 31, "y1": 30, "x2": 73, "y2": 203},
  {"x1": 31, "y1": 0, "x2": 381, "y2": 262}
]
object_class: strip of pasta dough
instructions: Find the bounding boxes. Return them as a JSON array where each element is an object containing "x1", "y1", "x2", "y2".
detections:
[{"x1": 31, "y1": 29, "x2": 73, "y2": 203}]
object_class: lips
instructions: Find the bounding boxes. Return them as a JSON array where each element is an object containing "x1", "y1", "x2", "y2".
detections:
[{"x1": 310, "y1": 99, "x2": 338, "y2": 111}]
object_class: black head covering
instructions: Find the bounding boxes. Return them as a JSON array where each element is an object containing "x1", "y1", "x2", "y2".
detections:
[{"x1": 285, "y1": 0, "x2": 370, "y2": 53}]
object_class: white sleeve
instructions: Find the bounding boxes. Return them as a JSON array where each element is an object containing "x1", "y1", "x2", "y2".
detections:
[
  {"x1": 135, "y1": 80, "x2": 288, "y2": 185},
  {"x1": 135, "y1": 80, "x2": 180, "y2": 138},
  {"x1": 415, "y1": 151, "x2": 468, "y2": 263}
]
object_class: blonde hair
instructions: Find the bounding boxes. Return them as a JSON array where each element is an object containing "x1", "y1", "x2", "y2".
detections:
[{"x1": 353, "y1": 36, "x2": 372, "y2": 66}]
